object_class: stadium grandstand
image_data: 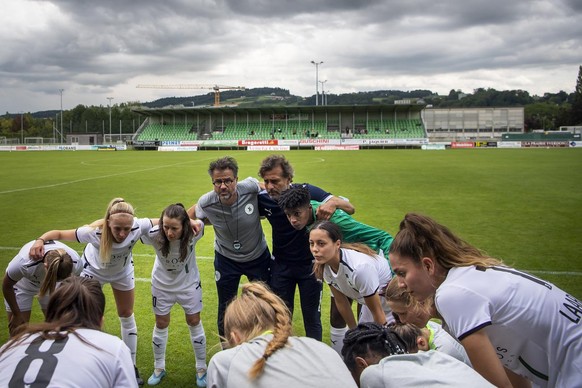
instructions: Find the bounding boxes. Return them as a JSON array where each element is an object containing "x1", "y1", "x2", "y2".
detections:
[
  {"x1": 32, "y1": 102, "x2": 580, "y2": 151},
  {"x1": 131, "y1": 104, "x2": 426, "y2": 146}
]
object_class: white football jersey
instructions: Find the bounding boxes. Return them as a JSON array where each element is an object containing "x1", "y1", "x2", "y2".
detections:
[
  {"x1": 141, "y1": 224, "x2": 205, "y2": 292},
  {"x1": 0, "y1": 328, "x2": 137, "y2": 387},
  {"x1": 360, "y1": 351, "x2": 493, "y2": 387},
  {"x1": 208, "y1": 334, "x2": 357, "y2": 388},
  {"x1": 323, "y1": 248, "x2": 392, "y2": 305},
  {"x1": 5, "y1": 240, "x2": 83, "y2": 294},
  {"x1": 436, "y1": 265, "x2": 582, "y2": 387},
  {"x1": 426, "y1": 320, "x2": 471, "y2": 366},
  {"x1": 76, "y1": 218, "x2": 153, "y2": 276}
]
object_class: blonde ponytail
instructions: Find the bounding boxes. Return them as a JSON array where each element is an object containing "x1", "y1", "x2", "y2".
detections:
[{"x1": 223, "y1": 282, "x2": 292, "y2": 380}]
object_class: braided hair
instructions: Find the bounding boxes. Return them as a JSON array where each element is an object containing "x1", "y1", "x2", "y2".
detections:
[
  {"x1": 342, "y1": 322, "x2": 408, "y2": 373},
  {"x1": 223, "y1": 281, "x2": 293, "y2": 380}
]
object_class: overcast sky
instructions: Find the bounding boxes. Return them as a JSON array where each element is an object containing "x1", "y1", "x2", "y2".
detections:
[{"x1": 1, "y1": 0, "x2": 581, "y2": 113}]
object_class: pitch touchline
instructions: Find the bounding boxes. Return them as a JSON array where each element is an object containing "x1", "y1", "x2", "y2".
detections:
[
  {"x1": 0, "y1": 160, "x2": 199, "y2": 195},
  {"x1": 0, "y1": 247, "x2": 580, "y2": 277}
]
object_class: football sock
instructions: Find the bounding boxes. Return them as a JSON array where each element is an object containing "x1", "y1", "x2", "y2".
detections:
[{"x1": 152, "y1": 325, "x2": 169, "y2": 370}]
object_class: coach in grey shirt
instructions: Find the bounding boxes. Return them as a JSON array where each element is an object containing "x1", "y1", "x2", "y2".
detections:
[{"x1": 189, "y1": 156, "x2": 271, "y2": 339}]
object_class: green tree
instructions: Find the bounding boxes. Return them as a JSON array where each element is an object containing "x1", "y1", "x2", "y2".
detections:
[{"x1": 571, "y1": 65, "x2": 582, "y2": 125}]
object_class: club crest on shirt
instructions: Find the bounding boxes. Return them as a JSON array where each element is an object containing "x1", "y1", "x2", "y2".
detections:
[{"x1": 245, "y1": 204, "x2": 254, "y2": 215}]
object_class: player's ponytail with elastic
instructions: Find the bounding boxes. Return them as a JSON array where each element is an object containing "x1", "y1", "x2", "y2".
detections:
[
  {"x1": 100, "y1": 198, "x2": 135, "y2": 262},
  {"x1": 223, "y1": 281, "x2": 292, "y2": 380},
  {"x1": 39, "y1": 249, "x2": 74, "y2": 297},
  {"x1": 390, "y1": 213, "x2": 502, "y2": 270}
]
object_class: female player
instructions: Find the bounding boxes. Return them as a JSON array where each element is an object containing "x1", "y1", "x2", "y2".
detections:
[
  {"x1": 0, "y1": 276, "x2": 137, "y2": 387},
  {"x1": 29, "y1": 197, "x2": 159, "y2": 385},
  {"x1": 140, "y1": 203, "x2": 207, "y2": 387},
  {"x1": 207, "y1": 281, "x2": 356, "y2": 388},
  {"x1": 342, "y1": 322, "x2": 492, "y2": 387},
  {"x1": 389, "y1": 212, "x2": 582, "y2": 387},
  {"x1": 390, "y1": 322, "x2": 471, "y2": 366},
  {"x1": 309, "y1": 221, "x2": 393, "y2": 329},
  {"x1": 384, "y1": 277, "x2": 471, "y2": 365},
  {"x1": 3, "y1": 239, "x2": 83, "y2": 336}
]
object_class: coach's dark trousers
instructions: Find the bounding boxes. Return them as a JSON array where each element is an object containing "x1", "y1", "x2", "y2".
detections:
[
  {"x1": 269, "y1": 258, "x2": 323, "y2": 341},
  {"x1": 213, "y1": 248, "x2": 271, "y2": 338}
]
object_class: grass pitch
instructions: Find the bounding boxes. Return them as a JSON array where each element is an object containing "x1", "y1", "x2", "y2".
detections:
[{"x1": 1, "y1": 148, "x2": 581, "y2": 385}]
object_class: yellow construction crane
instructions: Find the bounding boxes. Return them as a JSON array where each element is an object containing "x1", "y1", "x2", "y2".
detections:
[{"x1": 136, "y1": 84, "x2": 246, "y2": 106}]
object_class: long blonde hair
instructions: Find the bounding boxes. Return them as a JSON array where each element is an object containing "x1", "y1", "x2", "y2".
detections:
[
  {"x1": 223, "y1": 282, "x2": 292, "y2": 380},
  {"x1": 38, "y1": 249, "x2": 74, "y2": 297},
  {"x1": 390, "y1": 213, "x2": 503, "y2": 270},
  {"x1": 93, "y1": 198, "x2": 135, "y2": 262}
]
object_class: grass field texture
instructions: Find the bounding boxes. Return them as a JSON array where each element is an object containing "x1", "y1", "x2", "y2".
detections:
[{"x1": 1, "y1": 148, "x2": 581, "y2": 386}]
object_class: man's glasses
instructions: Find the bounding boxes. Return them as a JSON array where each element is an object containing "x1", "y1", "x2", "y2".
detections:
[{"x1": 212, "y1": 178, "x2": 235, "y2": 187}]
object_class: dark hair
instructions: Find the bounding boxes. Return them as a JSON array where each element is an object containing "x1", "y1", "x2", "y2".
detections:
[
  {"x1": 342, "y1": 322, "x2": 408, "y2": 373},
  {"x1": 389, "y1": 213, "x2": 502, "y2": 270},
  {"x1": 208, "y1": 156, "x2": 238, "y2": 178},
  {"x1": 258, "y1": 155, "x2": 294, "y2": 179},
  {"x1": 156, "y1": 203, "x2": 193, "y2": 261},
  {"x1": 311, "y1": 220, "x2": 343, "y2": 242},
  {"x1": 1, "y1": 277, "x2": 106, "y2": 356},
  {"x1": 389, "y1": 323, "x2": 422, "y2": 353},
  {"x1": 277, "y1": 185, "x2": 310, "y2": 211},
  {"x1": 309, "y1": 221, "x2": 342, "y2": 279}
]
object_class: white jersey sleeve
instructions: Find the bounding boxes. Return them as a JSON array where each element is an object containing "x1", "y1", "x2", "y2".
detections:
[
  {"x1": 351, "y1": 260, "x2": 381, "y2": 298},
  {"x1": 426, "y1": 320, "x2": 472, "y2": 366},
  {"x1": 435, "y1": 279, "x2": 492, "y2": 340}
]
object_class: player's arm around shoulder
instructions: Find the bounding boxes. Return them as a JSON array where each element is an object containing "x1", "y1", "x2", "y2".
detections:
[
  {"x1": 29, "y1": 229, "x2": 78, "y2": 260},
  {"x1": 317, "y1": 196, "x2": 355, "y2": 220},
  {"x1": 191, "y1": 218, "x2": 204, "y2": 236},
  {"x1": 188, "y1": 203, "x2": 211, "y2": 225},
  {"x1": 237, "y1": 176, "x2": 261, "y2": 193}
]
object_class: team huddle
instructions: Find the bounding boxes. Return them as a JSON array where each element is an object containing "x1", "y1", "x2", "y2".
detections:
[{"x1": 1, "y1": 155, "x2": 581, "y2": 387}]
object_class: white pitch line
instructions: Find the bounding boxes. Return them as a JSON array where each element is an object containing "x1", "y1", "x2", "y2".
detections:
[
  {"x1": 526, "y1": 270, "x2": 582, "y2": 276},
  {"x1": 2, "y1": 247, "x2": 581, "y2": 277},
  {"x1": 0, "y1": 160, "x2": 199, "y2": 195}
]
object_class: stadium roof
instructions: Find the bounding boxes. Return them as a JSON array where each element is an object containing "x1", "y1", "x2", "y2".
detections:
[{"x1": 131, "y1": 104, "x2": 425, "y2": 117}]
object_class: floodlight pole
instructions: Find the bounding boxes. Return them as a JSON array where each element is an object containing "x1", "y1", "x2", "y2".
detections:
[
  {"x1": 311, "y1": 60, "x2": 323, "y2": 106},
  {"x1": 59, "y1": 89, "x2": 64, "y2": 144},
  {"x1": 319, "y1": 80, "x2": 327, "y2": 106},
  {"x1": 107, "y1": 97, "x2": 114, "y2": 141},
  {"x1": 20, "y1": 112, "x2": 24, "y2": 144}
]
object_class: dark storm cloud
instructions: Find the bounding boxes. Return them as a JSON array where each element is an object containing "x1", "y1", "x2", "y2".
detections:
[
  {"x1": 1, "y1": 0, "x2": 581, "y2": 111},
  {"x1": 224, "y1": 0, "x2": 383, "y2": 17}
]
